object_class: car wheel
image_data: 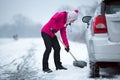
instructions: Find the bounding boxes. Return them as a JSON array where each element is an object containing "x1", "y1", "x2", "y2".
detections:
[
  {"x1": 89, "y1": 61, "x2": 100, "y2": 78},
  {"x1": 118, "y1": 62, "x2": 120, "y2": 66}
]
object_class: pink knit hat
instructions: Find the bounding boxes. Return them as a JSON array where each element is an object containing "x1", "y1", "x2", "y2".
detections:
[{"x1": 67, "y1": 9, "x2": 79, "y2": 21}]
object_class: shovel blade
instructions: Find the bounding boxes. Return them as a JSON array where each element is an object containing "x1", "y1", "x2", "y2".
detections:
[{"x1": 73, "y1": 60, "x2": 87, "y2": 68}]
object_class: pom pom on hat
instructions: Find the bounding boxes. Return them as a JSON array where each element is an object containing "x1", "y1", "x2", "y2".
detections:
[
  {"x1": 74, "y1": 9, "x2": 79, "y2": 13},
  {"x1": 67, "y1": 9, "x2": 79, "y2": 21}
]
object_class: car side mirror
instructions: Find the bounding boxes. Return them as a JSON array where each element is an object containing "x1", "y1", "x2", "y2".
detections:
[{"x1": 82, "y1": 16, "x2": 92, "y2": 24}]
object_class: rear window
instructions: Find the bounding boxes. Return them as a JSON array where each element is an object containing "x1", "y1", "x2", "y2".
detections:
[{"x1": 105, "y1": 1, "x2": 120, "y2": 14}]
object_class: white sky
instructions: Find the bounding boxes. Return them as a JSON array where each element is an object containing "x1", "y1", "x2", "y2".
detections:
[{"x1": 0, "y1": 0, "x2": 99, "y2": 25}]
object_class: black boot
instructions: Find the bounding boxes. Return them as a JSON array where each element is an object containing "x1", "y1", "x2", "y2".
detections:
[
  {"x1": 56, "y1": 66, "x2": 67, "y2": 70},
  {"x1": 43, "y1": 68, "x2": 53, "y2": 73}
]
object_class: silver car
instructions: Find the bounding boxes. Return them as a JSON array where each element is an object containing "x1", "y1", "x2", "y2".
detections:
[{"x1": 82, "y1": 0, "x2": 120, "y2": 77}]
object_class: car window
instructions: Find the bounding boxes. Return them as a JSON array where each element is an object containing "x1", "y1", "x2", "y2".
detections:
[{"x1": 105, "y1": 1, "x2": 120, "y2": 14}]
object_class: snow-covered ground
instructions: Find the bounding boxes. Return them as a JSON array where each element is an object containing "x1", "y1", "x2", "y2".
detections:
[{"x1": 0, "y1": 38, "x2": 120, "y2": 80}]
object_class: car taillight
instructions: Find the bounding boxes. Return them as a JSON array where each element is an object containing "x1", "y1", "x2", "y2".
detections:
[{"x1": 93, "y1": 15, "x2": 107, "y2": 34}]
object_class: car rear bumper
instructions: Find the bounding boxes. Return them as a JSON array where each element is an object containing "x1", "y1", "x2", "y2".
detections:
[{"x1": 90, "y1": 35, "x2": 120, "y2": 62}]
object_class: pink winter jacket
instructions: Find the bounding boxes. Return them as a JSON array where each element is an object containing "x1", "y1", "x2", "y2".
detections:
[{"x1": 41, "y1": 11, "x2": 69, "y2": 47}]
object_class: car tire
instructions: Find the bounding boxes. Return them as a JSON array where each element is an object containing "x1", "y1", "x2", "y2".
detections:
[
  {"x1": 118, "y1": 62, "x2": 120, "y2": 66},
  {"x1": 89, "y1": 61, "x2": 100, "y2": 78}
]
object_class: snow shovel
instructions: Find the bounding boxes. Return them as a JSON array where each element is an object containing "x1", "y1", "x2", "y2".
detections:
[{"x1": 56, "y1": 35, "x2": 87, "y2": 68}]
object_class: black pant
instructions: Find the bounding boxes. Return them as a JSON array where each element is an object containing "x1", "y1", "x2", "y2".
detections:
[{"x1": 41, "y1": 32, "x2": 62, "y2": 70}]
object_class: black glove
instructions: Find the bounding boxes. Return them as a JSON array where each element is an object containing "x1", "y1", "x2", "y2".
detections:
[
  {"x1": 51, "y1": 29, "x2": 57, "y2": 34},
  {"x1": 65, "y1": 46, "x2": 70, "y2": 52}
]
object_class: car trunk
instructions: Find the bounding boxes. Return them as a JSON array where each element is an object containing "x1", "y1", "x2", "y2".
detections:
[
  {"x1": 105, "y1": 0, "x2": 120, "y2": 42},
  {"x1": 106, "y1": 14, "x2": 120, "y2": 42}
]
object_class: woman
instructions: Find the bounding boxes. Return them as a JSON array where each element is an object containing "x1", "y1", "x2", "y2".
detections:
[{"x1": 41, "y1": 9, "x2": 78, "y2": 73}]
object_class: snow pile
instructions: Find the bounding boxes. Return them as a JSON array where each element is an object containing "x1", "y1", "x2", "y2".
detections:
[{"x1": 0, "y1": 38, "x2": 120, "y2": 80}]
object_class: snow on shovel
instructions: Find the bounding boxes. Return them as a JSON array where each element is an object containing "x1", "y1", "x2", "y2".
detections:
[{"x1": 56, "y1": 35, "x2": 87, "y2": 68}]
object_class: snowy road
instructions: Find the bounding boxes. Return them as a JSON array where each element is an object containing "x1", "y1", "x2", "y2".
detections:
[{"x1": 0, "y1": 38, "x2": 120, "y2": 80}]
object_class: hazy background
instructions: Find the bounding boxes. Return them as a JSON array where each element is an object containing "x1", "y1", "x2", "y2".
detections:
[{"x1": 0, "y1": 0, "x2": 102, "y2": 42}]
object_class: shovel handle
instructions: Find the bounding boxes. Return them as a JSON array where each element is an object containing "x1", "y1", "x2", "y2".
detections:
[
  {"x1": 56, "y1": 35, "x2": 78, "y2": 61},
  {"x1": 68, "y1": 51, "x2": 77, "y2": 61}
]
